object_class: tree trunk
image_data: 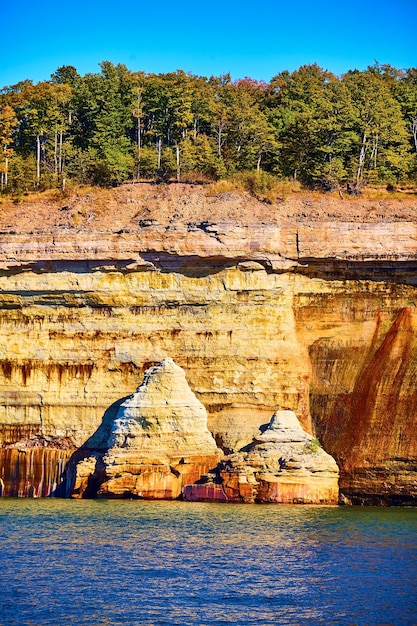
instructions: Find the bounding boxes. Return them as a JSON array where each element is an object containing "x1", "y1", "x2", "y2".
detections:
[
  {"x1": 54, "y1": 128, "x2": 58, "y2": 175},
  {"x1": 40, "y1": 135, "x2": 46, "y2": 166},
  {"x1": 137, "y1": 117, "x2": 141, "y2": 178},
  {"x1": 176, "y1": 143, "x2": 180, "y2": 181},
  {"x1": 137, "y1": 92, "x2": 142, "y2": 178},
  {"x1": 256, "y1": 152, "x2": 262, "y2": 172},
  {"x1": 58, "y1": 129, "x2": 63, "y2": 175},
  {"x1": 369, "y1": 133, "x2": 378, "y2": 170},
  {"x1": 412, "y1": 116, "x2": 417, "y2": 154},
  {"x1": 1, "y1": 145, "x2": 8, "y2": 189},
  {"x1": 356, "y1": 131, "x2": 367, "y2": 187},
  {"x1": 36, "y1": 135, "x2": 41, "y2": 183},
  {"x1": 157, "y1": 138, "x2": 161, "y2": 168}
]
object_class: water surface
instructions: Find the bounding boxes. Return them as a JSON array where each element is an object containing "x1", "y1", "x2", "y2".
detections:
[{"x1": 0, "y1": 500, "x2": 416, "y2": 625}]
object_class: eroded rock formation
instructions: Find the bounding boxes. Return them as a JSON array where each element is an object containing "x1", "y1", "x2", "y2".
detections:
[
  {"x1": 0, "y1": 185, "x2": 416, "y2": 503},
  {"x1": 184, "y1": 410, "x2": 339, "y2": 504},
  {"x1": 311, "y1": 306, "x2": 417, "y2": 504},
  {"x1": 64, "y1": 358, "x2": 223, "y2": 498}
]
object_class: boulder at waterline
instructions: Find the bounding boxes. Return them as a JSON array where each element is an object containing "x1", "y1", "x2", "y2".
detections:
[{"x1": 184, "y1": 410, "x2": 339, "y2": 504}]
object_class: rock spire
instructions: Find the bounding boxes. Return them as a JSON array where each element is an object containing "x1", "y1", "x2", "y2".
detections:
[{"x1": 70, "y1": 358, "x2": 223, "y2": 498}]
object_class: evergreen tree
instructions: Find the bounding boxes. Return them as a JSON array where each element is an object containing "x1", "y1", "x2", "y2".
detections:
[{"x1": 1, "y1": 61, "x2": 416, "y2": 191}]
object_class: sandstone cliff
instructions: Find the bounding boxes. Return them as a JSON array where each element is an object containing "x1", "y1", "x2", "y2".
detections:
[
  {"x1": 0, "y1": 184, "x2": 416, "y2": 504},
  {"x1": 184, "y1": 410, "x2": 339, "y2": 504}
]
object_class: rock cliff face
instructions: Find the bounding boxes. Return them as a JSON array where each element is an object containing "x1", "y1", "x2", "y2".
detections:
[
  {"x1": 64, "y1": 358, "x2": 223, "y2": 498},
  {"x1": 0, "y1": 184, "x2": 416, "y2": 503},
  {"x1": 184, "y1": 410, "x2": 339, "y2": 504}
]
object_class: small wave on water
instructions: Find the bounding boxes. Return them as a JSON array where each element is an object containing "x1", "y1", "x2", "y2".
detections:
[{"x1": 0, "y1": 500, "x2": 416, "y2": 625}]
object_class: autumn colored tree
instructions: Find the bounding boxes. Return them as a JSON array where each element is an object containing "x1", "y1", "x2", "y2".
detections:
[{"x1": 0, "y1": 104, "x2": 18, "y2": 190}]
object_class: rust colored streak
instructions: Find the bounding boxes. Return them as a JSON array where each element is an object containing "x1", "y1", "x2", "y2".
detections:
[
  {"x1": 0, "y1": 448, "x2": 74, "y2": 497},
  {"x1": 339, "y1": 307, "x2": 416, "y2": 465}
]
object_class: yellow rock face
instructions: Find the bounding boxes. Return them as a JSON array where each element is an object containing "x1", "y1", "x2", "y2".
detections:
[
  {"x1": 0, "y1": 268, "x2": 312, "y2": 452},
  {"x1": 0, "y1": 210, "x2": 416, "y2": 502}
]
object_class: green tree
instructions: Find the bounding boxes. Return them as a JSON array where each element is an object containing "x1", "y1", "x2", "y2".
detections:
[
  {"x1": 343, "y1": 68, "x2": 411, "y2": 187},
  {"x1": 388, "y1": 67, "x2": 417, "y2": 178},
  {"x1": 71, "y1": 62, "x2": 135, "y2": 185},
  {"x1": 265, "y1": 64, "x2": 348, "y2": 186}
]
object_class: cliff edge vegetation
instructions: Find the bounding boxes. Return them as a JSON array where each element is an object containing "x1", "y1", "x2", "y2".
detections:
[{"x1": 1, "y1": 62, "x2": 416, "y2": 194}]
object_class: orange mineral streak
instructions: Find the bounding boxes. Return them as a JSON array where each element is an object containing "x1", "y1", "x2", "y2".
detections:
[
  {"x1": 345, "y1": 307, "x2": 414, "y2": 461},
  {"x1": 318, "y1": 307, "x2": 416, "y2": 465},
  {"x1": 310, "y1": 307, "x2": 417, "y2": 503},
  {"x1": 95, "y1": 455, "x2": 223, "y2": 500},
  {"x1": 0, "y1": 447, "x2": 74, "y2": 497}
]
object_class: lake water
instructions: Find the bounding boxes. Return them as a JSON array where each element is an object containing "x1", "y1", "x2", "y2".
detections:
[{"x1": 0, "y1": 500, "x2": 416, "y2": 625}]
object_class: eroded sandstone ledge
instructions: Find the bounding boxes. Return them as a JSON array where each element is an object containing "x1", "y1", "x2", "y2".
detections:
[{"x1": 0, "y1": 185, "x2": 416, "y2": 503}]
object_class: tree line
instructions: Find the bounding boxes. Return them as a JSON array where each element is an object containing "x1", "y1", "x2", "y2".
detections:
[{"x1": 1, "y1": 61, "x2": 416, "y2": 193}]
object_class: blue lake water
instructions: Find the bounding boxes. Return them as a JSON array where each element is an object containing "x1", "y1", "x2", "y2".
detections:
[{"x1": 0, "y1": 500, "x2": 416, "y2": 625}]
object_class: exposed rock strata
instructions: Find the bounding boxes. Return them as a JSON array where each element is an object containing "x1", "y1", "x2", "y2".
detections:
[
  {"x1": 64, "y1": 358, "x2": 223, "y2": 498},
  {"x1": 184, "y1": 410, "x2": 339, "y2": 504},
  {"x1": 311, "y1": 306, "x2": 417, "y2": 504},
  {"x1": 0, "y1": 186, "x2": 416, "y2": 503}
]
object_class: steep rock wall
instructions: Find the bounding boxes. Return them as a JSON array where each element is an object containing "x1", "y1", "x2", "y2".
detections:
[{"x1": 0, "y1": 191, "x2": 416, "y2": 502}]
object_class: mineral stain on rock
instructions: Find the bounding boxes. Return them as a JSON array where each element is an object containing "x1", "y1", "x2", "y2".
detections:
[
  {"x1": 61, "y1": 363, "x2": 339, "y2": 504},
  {"x1": 0, "y1": 186, "x2": 417, "y2": 503}
]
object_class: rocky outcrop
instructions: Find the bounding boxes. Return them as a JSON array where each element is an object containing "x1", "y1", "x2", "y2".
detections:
[
  {"x1": 64, "y1": 358, "x2": 223, "y2": 498},
  {"x1": 184, "y1": 410, "x2": 339, "y2": 504},
  {"x1": 0, "y1": 443, "x2": 73, "y2": 497},
  {"x1": 0, "y1": 185, "x2": 416, "y2": 503}
]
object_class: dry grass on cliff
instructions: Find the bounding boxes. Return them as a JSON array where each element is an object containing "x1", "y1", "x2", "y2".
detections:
[
  {"x1": 206, "y1": 172, "x2": 303, "y2": 202},
  {"x1": 0, "y1": 181, "x2": 416, "y2": 234}
]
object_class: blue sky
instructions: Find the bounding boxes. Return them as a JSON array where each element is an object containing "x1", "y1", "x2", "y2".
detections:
[{"x1": 1, "y1": 0, "x2": 416, "y2": 87}]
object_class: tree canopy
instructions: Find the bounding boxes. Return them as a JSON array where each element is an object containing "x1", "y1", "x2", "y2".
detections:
[{"x1": 1, "y1": 61, "x2": 416, "y2": 192}]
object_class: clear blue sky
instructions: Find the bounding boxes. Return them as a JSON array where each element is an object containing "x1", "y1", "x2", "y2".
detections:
[{"x1": 1, "y1": 0, "x2": 416, "y2": 87}]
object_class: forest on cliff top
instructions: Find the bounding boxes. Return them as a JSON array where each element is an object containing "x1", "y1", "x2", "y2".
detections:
[{"x1": 0, "y1": 62, "x2": 416, "y2": 195}]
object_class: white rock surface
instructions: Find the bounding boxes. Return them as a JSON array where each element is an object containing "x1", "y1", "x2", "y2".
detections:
[
  {"x1": 254, "y1": 410, "x2": 310, "y2": 443},
  {"x1": 107, "y1": 358, "x2": 219, "y2": 455}
]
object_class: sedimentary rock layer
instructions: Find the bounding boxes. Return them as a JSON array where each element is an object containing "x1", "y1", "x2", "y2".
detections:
[
  {"x1": 64, "y1": 358, "x2": 223, "y2": 499},
  {"x1": 0, "y1": 187, "x2": 416, "y2": 502}
]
